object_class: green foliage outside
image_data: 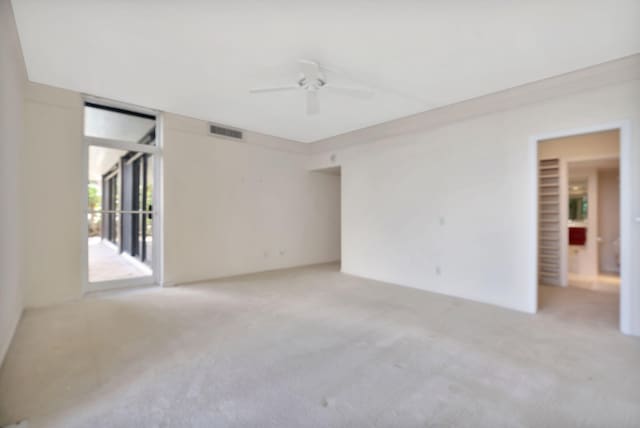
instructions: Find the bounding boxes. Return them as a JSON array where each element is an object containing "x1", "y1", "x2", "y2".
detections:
[{"x1": 88, "y1": 183, "x2": 101, "y2": 236}]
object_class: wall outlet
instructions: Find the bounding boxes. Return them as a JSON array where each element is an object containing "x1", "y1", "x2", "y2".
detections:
[
  {"x1": 439, "y1": 216, "x2": 445, "y2": 226},
  {"x1": 435, "y1": 266, "x2": 441, "y2": 276}
]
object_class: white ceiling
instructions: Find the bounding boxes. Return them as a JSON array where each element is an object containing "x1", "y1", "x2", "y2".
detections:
[
  {"x1": 88, "y1": 146, "x2": 126, "y2": 181},
  {"x1": 12, "y1": 0, "x2": 640, "y2": 143}
]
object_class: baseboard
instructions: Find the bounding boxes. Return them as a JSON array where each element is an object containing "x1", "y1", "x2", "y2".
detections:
[
  {"x1": 0, "y1": 307, "x2": 23, "y2": 369},
  {"x1": 172, "y1": 260, "x2": 341, "y2": 287}
]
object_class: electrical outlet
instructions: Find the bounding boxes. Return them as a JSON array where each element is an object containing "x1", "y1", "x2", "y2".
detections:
[
  {"x1": 435, "y1": 266, "x2": 441, "y2": 276},
  {"x1": 439, "y1": 216, "x2": 445, "y2": 226}
]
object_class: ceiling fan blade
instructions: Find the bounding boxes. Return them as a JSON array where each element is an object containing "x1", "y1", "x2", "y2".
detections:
[
  {"x1": 249, "y1": 85, "x2": 299, "y2": 94},
  {"x1": 299, "y1": 59, "x2": 320, "y2": 81},
  {"x1": 325, "y1": 84, "x2": 374, "y2": 99},
  {"x1": 306, "y1": 91, "x2": 319, "y2": 115}
]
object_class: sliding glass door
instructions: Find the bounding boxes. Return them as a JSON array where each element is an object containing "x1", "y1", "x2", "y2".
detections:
[
  {"x1": 102, "y1": 167, "x2": 120, "y2": 245},
  {"x1": 120, "y1": 153, "x2": 153, "y2": 264}
]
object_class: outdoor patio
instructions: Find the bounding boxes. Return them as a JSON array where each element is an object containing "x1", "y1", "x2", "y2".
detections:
[{"x1": 88, "y1": 237, "x2": 152, "y2": 283}]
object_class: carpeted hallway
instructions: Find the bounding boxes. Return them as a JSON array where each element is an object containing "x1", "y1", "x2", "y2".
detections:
[{"x1": 0, "y1": 263, "x2": 638, "y2": 427}]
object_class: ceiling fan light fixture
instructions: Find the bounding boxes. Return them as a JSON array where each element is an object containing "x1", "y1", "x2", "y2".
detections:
[{"x1": 250, "y1": 59, "x2": 374, "y2": 115}]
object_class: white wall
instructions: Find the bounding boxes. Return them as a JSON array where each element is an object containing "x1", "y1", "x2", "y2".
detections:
[
  {"x1": 309, "y1": 79, "x2": 640, "y2": 324},
  {"x1": 8, "y1": 47, "x2": 640, "y2": 336},
  {"x1": 0, "y1": 0, "x2": 27, "y2": 364},
  {"x1": 599, "y1": 169, "x2": 621, "y2": 274},
  {"x1": 162, "y1": 114, "x2": 340, "y2": 285},
  {"x1": 17, "y1": 90, "x2": 341, "y2": 306},
  {"x1": 22, "y1": 83, "x2": 84, "y2": 307}
]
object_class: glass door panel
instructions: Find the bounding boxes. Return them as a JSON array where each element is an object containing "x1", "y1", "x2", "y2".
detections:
[{"x1": 88, "y1": 147, "x2": 154, "y2": 283}]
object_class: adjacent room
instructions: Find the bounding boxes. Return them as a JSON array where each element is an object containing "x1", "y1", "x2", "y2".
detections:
[
  {"x1": 1, "y1": 1, "x2": 639, "y2": 427},
  {"x1": 537, "y1": 130, "x2": 623, "y2": 327}
]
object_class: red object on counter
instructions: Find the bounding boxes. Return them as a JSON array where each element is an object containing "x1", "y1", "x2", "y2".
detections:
[{"x1": 569, "y1": 227, "x2": 587, "y2": 246}]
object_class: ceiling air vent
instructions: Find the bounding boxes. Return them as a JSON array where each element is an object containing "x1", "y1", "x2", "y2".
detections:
[{"x1": 208, "y1": 123, "x2": 244, "y2": 140}]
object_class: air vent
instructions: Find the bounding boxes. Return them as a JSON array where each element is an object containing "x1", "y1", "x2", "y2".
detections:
[{"x1": 208, "y1": 123, "x2": 243, "y2": 140}]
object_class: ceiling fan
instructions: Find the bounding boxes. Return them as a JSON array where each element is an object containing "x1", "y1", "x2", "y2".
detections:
[{"x1": 249, "y1": 59, "x2": 374, "y2": 115}]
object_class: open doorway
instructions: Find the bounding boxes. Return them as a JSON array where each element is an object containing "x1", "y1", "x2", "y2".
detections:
[
  {"x1": 83, "y1": 101, "x2": 161, "y2": 292},
  {"x1": 310, "y1": 165, "x2": 342, "y2": 269},
  {"x1": 534, "y1": 126, "x2": 629, "y2": 332}
]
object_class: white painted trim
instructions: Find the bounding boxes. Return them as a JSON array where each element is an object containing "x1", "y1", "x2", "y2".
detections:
[
  {"x1": 85, "y1": 136, "x2": 159, "y2": 155},
  {"x1": 619, "y1": 122, "x2": 633, "y2": 335},
  {"x1": 560, "y1": 159, "x2": 569, "y2": 287},
  {"x1": 527, "y1": 134, "x2": 538, "y2": 313},
  {"x1": 154, "y1": 112, "x2": 165, "y2": 287},
  {"x1": 80, "y1": 103, "x2": 89, "y2": 296},
  {"x1": 529, "y1": 120, "x2": 634, "y2": 335},
  {"x1": 89, "y1": 210, "x2": 154, "y2": 215},
  {"x1": 83, "y1": 94, "x2": 158, "y2": 117}
]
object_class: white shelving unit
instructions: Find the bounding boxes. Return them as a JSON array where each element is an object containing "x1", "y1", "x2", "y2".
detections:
[{"x1": 538, "y1": 158, "x2": 562, "y2": 285}]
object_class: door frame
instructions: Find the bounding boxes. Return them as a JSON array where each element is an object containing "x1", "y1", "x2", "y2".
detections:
[
  {"x1": 80, "y1": 96, "x2": 164, "y2": 293},
  {"x1": 529, "y1": 120, "x2": 633, "y2": 335}
]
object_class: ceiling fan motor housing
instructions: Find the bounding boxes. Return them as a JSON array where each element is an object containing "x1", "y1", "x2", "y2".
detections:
[{"x1": 298, "y1": 76, "x2": 326, "y2": 91}]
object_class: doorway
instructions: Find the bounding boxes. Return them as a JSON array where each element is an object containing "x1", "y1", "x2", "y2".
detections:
[
  {"x1": 83, "y1": 100, "x2": 161, "y2": 292},
  {"x1": 310, "y1": 165, "x2": 342, "y2": 269},
  {"x1": 531, "y1": 122, "x2": 633, "y2": 334}
]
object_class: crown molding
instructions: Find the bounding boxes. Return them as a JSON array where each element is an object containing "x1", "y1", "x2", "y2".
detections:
[{"x1": 309, "y1": 54, "x2": 640, "y2": 154}]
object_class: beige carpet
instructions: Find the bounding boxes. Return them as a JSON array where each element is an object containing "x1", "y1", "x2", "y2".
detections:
[{"x1": 1, "y1": 263, "x2": 638, "y2": 427}]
